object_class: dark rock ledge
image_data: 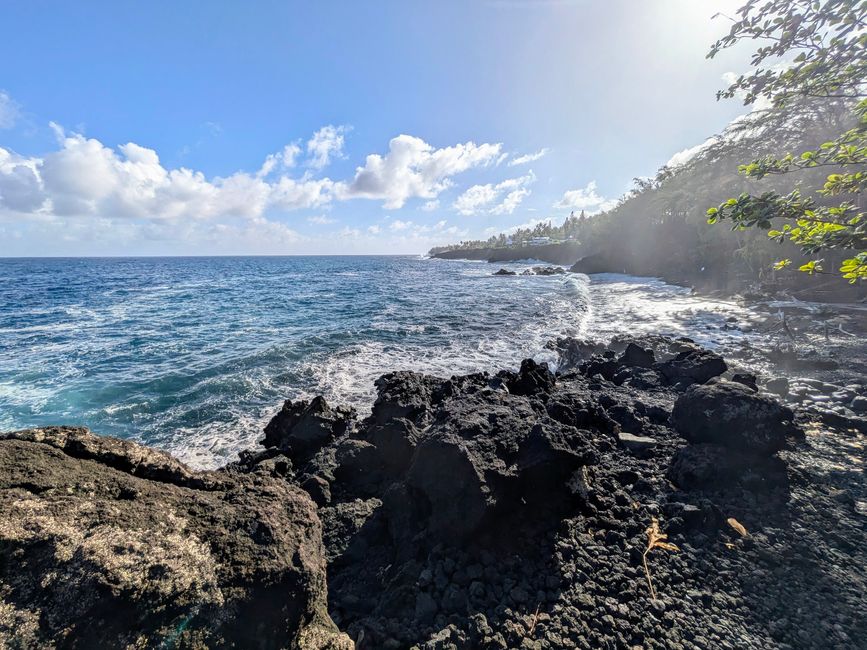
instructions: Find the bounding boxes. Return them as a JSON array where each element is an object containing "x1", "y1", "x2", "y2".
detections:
[
  {"x1": 3, "y1": 335, "x2": 866, "y2": 649},
  {"x1": 0, "y1": 427, "x2": 352, "y2": 650}
]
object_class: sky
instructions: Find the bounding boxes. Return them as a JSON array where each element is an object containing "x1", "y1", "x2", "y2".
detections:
[{"x1": 0, "y1": 0, "x2": 758, "y2": 256}]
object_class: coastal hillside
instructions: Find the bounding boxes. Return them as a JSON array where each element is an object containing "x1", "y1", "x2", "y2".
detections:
[{"x1": 431, "y1": 101, "x2": 866, "y2": 302}]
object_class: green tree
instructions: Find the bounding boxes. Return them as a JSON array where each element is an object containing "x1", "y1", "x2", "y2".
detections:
[{"x1": 706, "y1": 0, "x2": 867, "y2": 282}]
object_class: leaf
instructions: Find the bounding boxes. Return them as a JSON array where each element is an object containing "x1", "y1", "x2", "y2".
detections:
[{"x1": 727, "y1": 517, "x2": 749, "y2": 537}]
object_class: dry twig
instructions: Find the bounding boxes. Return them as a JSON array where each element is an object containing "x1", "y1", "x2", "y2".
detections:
[{"x1": 642, "y1": 518, "x2": 678, "y2": 600}]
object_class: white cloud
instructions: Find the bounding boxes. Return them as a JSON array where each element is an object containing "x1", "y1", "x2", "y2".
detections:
[
  {"x1": 553, "y1": 180, "x2": 617, "y2": 213},
  {"x1": 307, "y1": 125, "x2": 349, "y2": 170},
  {"x1": 307, "y1": 214, "x2": 336, "y2": 224},
  {"x1": 509, "y1": 148, "x2": 549, "y2": 166},
  {"x1": 259, "y1": 143, "x2": 302, "y2": 177},
  {"x1": 0, "y1": 124, "x2": 517, "y2": 254},
  {"x1": 343, "y1": 135, "x2": 503, "y2": 209},
  {"x1": 0, "y1": 126, "x2": 335, "y2": 223},
  {"x1": 0, "y1": 91, "x2": 20, "y2": 129},
  {"x1": 452, "y1": 171, "x2": 535, "y2": 216}
]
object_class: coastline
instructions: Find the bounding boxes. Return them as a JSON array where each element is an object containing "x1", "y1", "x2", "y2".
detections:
[
  {"x1": 3, "y1": 333, "x2": 866, "y2": 648},
  {"x1": 432, "y1": 243, "x2": 867, "y2": 304}
]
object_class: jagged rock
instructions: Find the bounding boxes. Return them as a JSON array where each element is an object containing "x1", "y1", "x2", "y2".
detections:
[
  {"x1": 527, "y1": 265, "x2": 565, "y2": 276},
  {"x1": 545, "y1": 337, "x2": 606, "y2": 370},
  {"x1": 365, "y1": 417, "x2": 422, "y2": 473},
  {"x1": 506, "y1": 358, "x2": 556, "y2": 397},
  {"x1": 320, "y1": 498, "x2": 384, "y2": 565},
  {"x1": 264, "y1": 396, "x2": 355, "y2": 462},
  {"x1": 671, "y1": 381, "x2": 798, "y2": 455},
  {"x1": 493, "y1": 268, "x2": 516, "y2": 276},
  {"x1": 0, "y1": 427, "x2": 351, "y2": 650},
  {"x1": 397, "y1": 380, "x2": 594, "y2": 539},
  {"x1": 334, "y1": 438, "x2": 385, "y2": 494},
  {"x1": 302, "y1": 474, "x2": 333, "y2": 507},
  {"x1": 368, "y1": 371, "x2": 444, "y2": 427},
  {"x1": 619, "y1": 342, "x2": 655, "y2": 368},
  {"x1": 406, "y1": 435, "x2": 494, "y2": 539},
  {"x1": 654, "y1": 347, "x2": 727, "y2": 386}
]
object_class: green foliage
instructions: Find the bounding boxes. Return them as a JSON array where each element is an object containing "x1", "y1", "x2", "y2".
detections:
[
  {"x1": 706, "y1": 0, "x2": 867, "y2": 282},
  {"x1": 708, "y1": 0, "x2": 867, "y2": 107}
]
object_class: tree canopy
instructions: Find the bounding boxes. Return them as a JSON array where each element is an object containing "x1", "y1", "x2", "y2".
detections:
[{"x1": 706, "y1": 0, "x2": 867, "y2": 282}]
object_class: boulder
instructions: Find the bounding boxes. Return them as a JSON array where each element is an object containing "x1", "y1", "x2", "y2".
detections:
[
  {"x1": 493, "y1": 268, "x2": 516, "y2": 276},
  {"x1": 671, "y1": 381, "x2": 798, "y2": 455},
  {"x1": 654, "y1": 347, "x2": 727, "y2": 386},
  {"x1": 506, "y1": 358, "x2": 556, "y2": 397},
  {"x1": 731, "y1": 372, "x2": 758, "y2": 392},
  {"x1": 619, "y1": 342, "x2": 655, "y2": 368},
  {"x1": 263, "y1": 396, "x2": 355, "y2": 462},
  {"x1": 530, "y1": 266, "x2": 566, "y2": 276},
  {"x1": 0, "y1": 427, "x2": 351, "y2": 650},
  {"x1": 400, "y1": 383, "x2": 593, "y2": 539}
]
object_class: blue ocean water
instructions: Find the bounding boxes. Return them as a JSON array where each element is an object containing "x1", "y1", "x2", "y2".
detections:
[{"x1": 0, "y1": 256, "x2": 760, "y2": 467}]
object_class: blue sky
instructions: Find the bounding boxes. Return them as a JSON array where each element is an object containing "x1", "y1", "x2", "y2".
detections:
[{"x1": 0, "y1": 0, "x2": 756, "y2": 255}]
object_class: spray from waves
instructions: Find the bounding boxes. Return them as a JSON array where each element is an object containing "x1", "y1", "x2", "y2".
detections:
[
  {"x1": 167, "y1": 273, "x2": 593, "y2": 468},
  {"x1": 1, "y1": 257, "x2": 771, "y2": 471}
]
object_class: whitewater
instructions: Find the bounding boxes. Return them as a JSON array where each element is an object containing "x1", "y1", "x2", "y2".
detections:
[{"x1": 0, "y1": 255, "x2": 769, "y2": 468}]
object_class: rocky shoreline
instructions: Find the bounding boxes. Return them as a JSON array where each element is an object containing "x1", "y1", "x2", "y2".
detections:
[
  {"x1": 2, "y1": 335, "x2": 866, "y2": 649},
  {"x1": 434, "y1": 246, "x2": 867, "y2": 303}
]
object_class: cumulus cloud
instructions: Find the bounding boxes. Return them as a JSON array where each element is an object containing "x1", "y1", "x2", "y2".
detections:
[
  {"x1": 259, "y1": 143, "x2": 302, "y2": 177},
  {"x1": 452, "y1": 171, "x2": 535, "y2": 216},
  {"x1": 508, "y1": 148, "x2": 549, "y2": 166},
  {"x1": 0, "y1": 123, "x2": 510, "y2": 254},
  {"x1": 0, "y1": 125, "x2": 335, "y2": 223},
  {"x1": 343, "y1": 135, "x2": 503, "y2": 209},
  {"x1": 553, "y1": 180, "x2": 617, "y2": 213},
  {"x1": 307, "y1": 125, "x2": 349, "y2": 170},
  {"x1": 0, "y1": 91, "x2": 20, "y2": 129}
]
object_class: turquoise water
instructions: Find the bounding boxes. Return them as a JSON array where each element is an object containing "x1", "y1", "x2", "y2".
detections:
[{"x1": 0, "y1": 256, "x2": 759, "y2": 467}]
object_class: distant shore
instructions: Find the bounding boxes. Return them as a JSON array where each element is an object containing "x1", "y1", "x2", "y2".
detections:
[{"x1": 432, "y1": 242, "x2": 867, "y2": 305}]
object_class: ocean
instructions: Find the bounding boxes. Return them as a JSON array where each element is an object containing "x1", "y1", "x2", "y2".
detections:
[{"x1": 0, "y1": 255, "x2": 763, "y2": 468}]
